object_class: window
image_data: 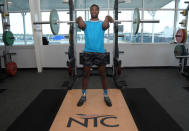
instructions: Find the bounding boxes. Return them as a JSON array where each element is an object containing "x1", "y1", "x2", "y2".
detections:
[
  {"x1": 9, "y1": 13, "x2": 24, "y2": 45},
  {"x1": 58, "y1": 11, "x2": 70, "y2": 44},
  {"x1": 42, "y1": 11, "x2": 70, "y2": 44},
  {"x1": 143, "y1": 10, "x2": 174, "y2": 43},
  {"x1": 108, "y1": 11, "x2": 114, "y2": 44},
  {"x1": 76, "y1": 11, "x2": 85, "y2": 44},
  {"x1": 1, "y1": 13, "x2": 33, "y2": 46},
  {"x1": 41, "y1": 12, "x2": 51, "y2": 35},
  {"x1": 143, "y1": 0, "x2": 175, "y2": 43},
  {"x1": 179, "y1": 0, "x2": 189, "y2": 9},
  {"x1": 24, "y1": 13, "x2": 33, "y2": 45},
  {"x1": 26, "y1": 0, "x2": 188, "y2": 44},
  {"x1": 114, "y1": 11, "x2": 133, "y2": 43}
]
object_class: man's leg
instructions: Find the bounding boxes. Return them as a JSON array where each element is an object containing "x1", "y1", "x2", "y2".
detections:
[
  {"x1": 77, "y1": 66, "x2": 91, "y2": 107},
  {"x1": 98, "y1": 66, "x2": 112, "y2": 107},
  {"x1": 98, "y1": 66, "x2": 107, "y2": 90},
  {"x1": 82, "y1": 66, "x2": 91, "y2": 90}
]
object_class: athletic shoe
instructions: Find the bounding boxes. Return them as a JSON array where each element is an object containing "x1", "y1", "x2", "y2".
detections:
[
  {"x1": 104, "y1": 96, "x2": 112, "y2": 107},
  {"x1": 77, "y1": 95, "x2": 86, "y2": 107}
]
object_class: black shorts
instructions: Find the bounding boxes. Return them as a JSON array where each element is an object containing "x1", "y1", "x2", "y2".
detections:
[{"x1": 82, "y1": 52, "x2": 108, "y2": 66}]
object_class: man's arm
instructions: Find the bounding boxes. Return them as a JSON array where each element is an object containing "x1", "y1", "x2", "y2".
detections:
[
  {"x1": 102, "y1": 16, "x2": 114, "y2": 30},
  {"x1": 76, "y1": 16, "x2": 86, "y2": 30}
]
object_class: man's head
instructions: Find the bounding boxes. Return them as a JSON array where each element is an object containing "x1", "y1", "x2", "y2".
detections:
[{"x1": 90, "y1": 4, "x2": 99, "y2": 19}]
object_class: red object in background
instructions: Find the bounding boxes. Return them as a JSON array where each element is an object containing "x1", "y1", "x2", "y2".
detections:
[
  {"x1": 6, "y1": 62, "x2": 17, "y2": 76},
  {"x1": 176, "y1": 29, "x2": 187, "y2": 43}
]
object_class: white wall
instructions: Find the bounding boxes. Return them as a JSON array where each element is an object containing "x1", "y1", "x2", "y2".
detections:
[
  {"x1": 1, "y1": 43, "x2": 187, "y2": 69},
  {"x1": 119, "y1": 44, "x2": 179, "y2": 67},
  {"x1": 42, "y1": 44, "x2": 68, "y2": 67},
  {"x1": 0, "y1": 45, "x2": 36, "y2": 68}
]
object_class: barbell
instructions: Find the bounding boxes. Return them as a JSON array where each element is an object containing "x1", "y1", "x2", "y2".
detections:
[{"x1": 33, "y1": 8, "x2": 160, "y2": 35}]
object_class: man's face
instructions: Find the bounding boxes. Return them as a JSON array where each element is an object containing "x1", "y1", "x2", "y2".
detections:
[{"x1": 90, "y1": 6, "x2": 99, "y2": 19}]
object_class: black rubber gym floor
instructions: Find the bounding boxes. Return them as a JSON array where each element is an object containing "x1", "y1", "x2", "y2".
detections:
[
  {"x1": 6, "y1": 88, "x2": 183, "y2": 131},
  {"x1": 122, "y1": 88, "x2": 183, "y2": 131},
  {"x1": 0, "y1": 89, "x2": 6, "y2": 93},
  {"x1": 0, "y1": 68, "x2": 189, "y2": 131},
  {"x1": 183, "y1": 87, "x2": 189, "y2": 92}
]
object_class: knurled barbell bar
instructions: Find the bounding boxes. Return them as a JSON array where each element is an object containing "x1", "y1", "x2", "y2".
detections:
[{"x1": 33, "y1": 8, "x2": 160, "y2": 35}]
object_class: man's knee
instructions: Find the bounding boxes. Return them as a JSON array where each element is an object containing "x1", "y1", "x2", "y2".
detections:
[
  {"x1": 83, "y1": 66, "x2": 91, "y2": 77},
  {"x1": 98, "y1": 66, "x2": 106, "y2": 75}
]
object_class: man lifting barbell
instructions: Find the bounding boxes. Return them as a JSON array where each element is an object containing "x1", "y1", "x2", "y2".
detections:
[
  {"x1": 33, "y1": 6, "x2": 159, "y2": 107},
  {"x1": 76, "y1": 4, "x2": 113, "y2": 107}
]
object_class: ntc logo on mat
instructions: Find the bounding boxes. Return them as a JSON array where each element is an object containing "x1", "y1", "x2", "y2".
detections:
[{"x1": 67, "y1": 114, "x2": 119, "y2": 128}]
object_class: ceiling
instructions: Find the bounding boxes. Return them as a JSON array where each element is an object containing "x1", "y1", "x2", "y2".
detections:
[{"x1": 0, "y1": 0, "x2": 173, "y2": 12}]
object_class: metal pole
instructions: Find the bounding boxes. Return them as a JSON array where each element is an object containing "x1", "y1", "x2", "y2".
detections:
[
  {"x1": 152, "y1": 14, "x2": 155, "y2": 43},
  {"x1": 33, "y1": 20, "x2": 159, "y2": 25},
  {"x1": 141, "y1": 0, "x2": 144, "y2": 43},
  {"x1": 33, "y1": 21, "x2": 51, "y2": 24},
  {"x1": 114, "y1": 19, "x2": 159, "y2": 23},
  {"x1": 140, "y1": 19, "x2": 159, "y2": 23},
  {"x1": 33, "y1": 20, "x2": 76, "y2": 24},
  {"x1": 3, "y1": 0, "x2": 9, "y2": 65},
  {"x1": 74, "y1": 0, "x2": 77, "y2": 76},
  {"x1": 22, "y1": 12, "x2": 27, "y2": 45},
  {"x1": 130, "y1": 12, "x2": 133, "y2": 42},
  {"x1": 173, "y1": 0, "x2": 179, "y2": 42}
]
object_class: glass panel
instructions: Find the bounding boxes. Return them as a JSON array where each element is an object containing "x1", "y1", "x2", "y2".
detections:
[
  {"x1": 58, "y1": 11, "x2": 69, "y2": 44},
  {"x1": 0, "y1": 13, "x2": 32, "y2": 46},
  {"x1": 42, "y1": 12, "x2": 51, "y2": 34},
  {"x1": 144, "y1": 0, "x2": 174, "y2": 9},
  {"x1": 179, "y1": 0, "x2": 189, "y2": 9},
  {"x1": 25, "y1": 13, "x2": 33, "y2": 45},
  {"x1": 111, "y1": 10, "x2": 133, "y2": 44},
  {"x1": 143, "y1": 10, "x2": 174, "y2": 43},
  {"x1": 42, "y1": 11, "x2": 70, "y2": 44},
  {"x1": 9, "y1": 13, "x2": 24, "y2": 45},
  {"x1": 76, "y1": 11, "x2": 85, "y2": 44},
  {"x1": 1, "y1": 13, "x2": 33, "y2": 45},
  {"x1": 121, "y1": 10, "x2": 132, "y2": 43}
]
